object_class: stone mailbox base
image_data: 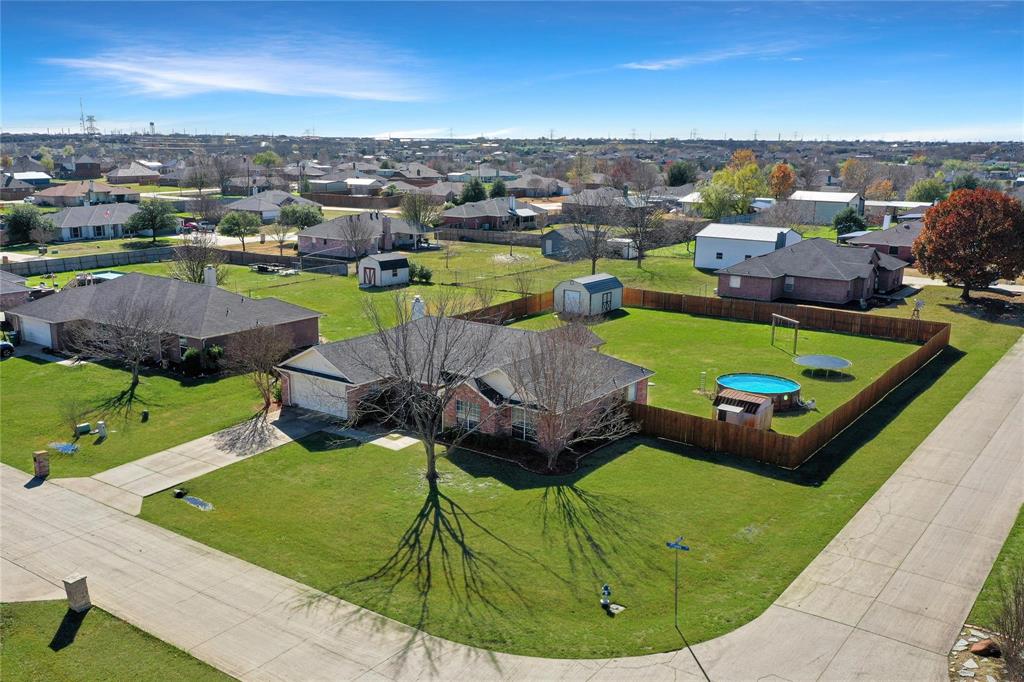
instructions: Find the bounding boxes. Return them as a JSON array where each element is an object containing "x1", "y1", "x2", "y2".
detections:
[
  {"x1": 32, "y1": 451, "x2": 50, "y2": 478},
  {"x1": 63, "y1": 573, "x2": 91, "y2": 613}
]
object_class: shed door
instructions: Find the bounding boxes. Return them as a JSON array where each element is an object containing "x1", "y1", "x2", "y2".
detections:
[
  {"x1": 362, "y1": 267, "x2": 376, "y2": 286},
  {"x1": 563, "y1": 289, "x2": 582, "y2": 313},
  {"x1": 20, "y1": 318, "x2": 51, "y2": 346}
]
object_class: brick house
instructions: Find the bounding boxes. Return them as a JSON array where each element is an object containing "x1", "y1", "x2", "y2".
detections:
[
  {"x1": 32, "y1": 180, "x2": 140, "y2": 208},
  {"x1": 847, "y1": 221, "x2": 923, "y2": 263},
  {"x1": 0, "y1": 174, "x2": 34, "y2": 201},
  {"x1": 297, "y1": 212, "x2": 430, "y2": 258},
  {"x1": 442, "y1": 196, "x2": 548, "y2": 230},
  {"x1": 277, "y1": 318, "x2": 652, "y2": 443},
  {"x1": 105, "y1": 161, "x2": 162, "y2": 185},
  {"x1": 6, "y1": 272, "x2": 320, "y2": 360},
  {"x1": 0, "y1": 271, "x2": 32, "y2": 311},
  {"x1": 716, "y1": 238, "x2": 906, "y2": 305}
]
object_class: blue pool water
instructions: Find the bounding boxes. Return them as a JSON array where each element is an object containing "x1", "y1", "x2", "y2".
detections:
[{"x1": 718, "y1": 373, "x2": 800, "y2": 394}]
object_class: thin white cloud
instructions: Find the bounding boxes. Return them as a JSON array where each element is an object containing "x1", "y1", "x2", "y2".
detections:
[
  {"x1": 45, "y1": 42, "x2": 430, "y2": 102},
  {"x1": 621, "y1": 43, "x2": 801, "y2": 71},
  {"x1": 864, "y1": 122, "x2": 1024, "y2": 142}
]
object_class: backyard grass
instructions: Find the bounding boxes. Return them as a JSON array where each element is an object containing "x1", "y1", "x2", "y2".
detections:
[
  {"x1": 969, "y1": 507, "x2": 1023, "y2": 630},
  {"x1": 4, "y1": 236, "x2": 176, "y2": 257},
  {"x1": 0, "y1": 600, "x2": 229, "y2": 681},
  {"x1": 0, "y1": 356, "x2": 261, "y2": 478},
  {"x1": 512, "y1": 308, "x2": 919, "y2": 435},
  {"x1": 140, "y1": 283, "x2": 1022, "y2": 658}
]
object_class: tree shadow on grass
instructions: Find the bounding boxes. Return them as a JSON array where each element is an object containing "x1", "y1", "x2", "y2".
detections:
[
  {"x1": 653, "y1": 346, "x2": 965, "y2": 487},
  {"x1": 301, "y1": 479, "x2": 556, "y2": 678},
  {"x1": 212, "y1": 409, "x2": 277, "y2": 456}
]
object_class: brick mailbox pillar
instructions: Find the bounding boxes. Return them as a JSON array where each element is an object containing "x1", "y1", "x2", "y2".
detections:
[
  {"x1": 63, "y1": 573, "x2": 91, "y2": 612},
  {"x1": 32, "y1": 451, "x2": 49, "y2": 478}
]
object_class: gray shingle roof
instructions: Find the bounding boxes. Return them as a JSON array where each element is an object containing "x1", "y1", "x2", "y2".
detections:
[
  {"x1": 225, "y1": 190, "x2": 319, "y2": 212},
  {"x1": 48, "y1": 203, "x2": 139, "y2": 228},
  {"x1": 572, "y1": 273, "x2": 623, "y2": 293},
  {"x1": 8, "y1": 272, "x2": 320, "y2": 339},
  {"x1": 443, "y1": 197, "x2": 547, "y2": 219},
  {"x1": 299, "y1": 213, "x2": 422, "y2": 240},
  {"x1": 848, "y1": 223, "x2": 923, "y2": 248},
  {"x1": 364, "y1": 253, "x2": 409, "y2": 268},
  {"x1": 106, "y1": 161, "x2": 160, "y2": 179},
  {"x1": 716, "y1": 238, "x2": 905, "y2": 280}
]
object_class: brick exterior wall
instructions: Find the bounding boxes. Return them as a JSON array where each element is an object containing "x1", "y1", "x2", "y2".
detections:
[
  {"x1": 298, "y1": 234, "x2": 381, "y2": 259},
  {"x1": 442, "y1": 383, "x2": 508, "y2": 435},
  {"x1": 0, "y1": 290, "x2": 31, "y2": 311},
  {"x1": 633, "y1": 377, "x2": 649, "y2": 404},
  {"x1": 717, "y1": 273, "x2": 779, "y2": 301}
]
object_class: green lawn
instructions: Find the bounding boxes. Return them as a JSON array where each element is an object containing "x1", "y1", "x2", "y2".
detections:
[
  {"x1": 969, "y1": 507, "x2": 1024, "y2": 629},
  {"x1": 0, "y1": 356, "x2": 261, "y2": 478},
  {"x1": 0, "y1": 601, "x2": 229, "y2": 681},
  {"x1": 5, "y1": 236, "x2": 177, "y2": 257},
  {"x1": 106, "y1": 183, "x2": 189, "y2": 193},
  {"x1": 513, "y1": 308, "x2": 918, "y2": 435},
  {"x1": 140, "y1": 283, "x2": 1022, "y2": 658}
]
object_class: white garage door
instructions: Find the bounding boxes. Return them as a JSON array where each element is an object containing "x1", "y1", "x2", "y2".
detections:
[
  {"x1": 20, "y1": 317, "x2": 52, "y2": 346},
  {"x1": 289, "y1": 373, "x2": 348, "y2": 419}
]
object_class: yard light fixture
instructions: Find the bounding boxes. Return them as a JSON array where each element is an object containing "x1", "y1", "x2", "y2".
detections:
[{"x1": 666, "y1": 536, "x2": 711, "y2": 682}]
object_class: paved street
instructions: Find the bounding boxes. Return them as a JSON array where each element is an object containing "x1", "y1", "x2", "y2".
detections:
[{"x1": 1, "y1": 337, "x2": 1021, "y2": 680}]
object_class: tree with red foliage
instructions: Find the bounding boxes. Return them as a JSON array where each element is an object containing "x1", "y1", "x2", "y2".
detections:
[
  {"x1": 768, "y1": 162, "x2": 796, "y2": 199},
  {"x1": 913, "y1": 189, "x2": 1024, "y2": 300}
]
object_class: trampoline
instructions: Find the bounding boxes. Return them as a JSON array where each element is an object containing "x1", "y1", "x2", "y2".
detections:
[{"x1": 793, "y1": 354, "x2": 853, "y2": 378}]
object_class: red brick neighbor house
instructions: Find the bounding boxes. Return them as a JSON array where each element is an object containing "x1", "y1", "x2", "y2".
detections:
[
  {"x1": 276, "y1": 318, "x2": 652, "y2": 443},
  {"x1": 105, "y1": 161, "x2": 162, "y2": 185},
  {"x1": 5, "y1": 272, "x2": 320, "y2": 361},
  {"x1": 847, "y1": 222, "x2": 923, "y2": 263},
  {"x1": 297, "y1": 212, "x2": 430, "y2": 258},
  {"x1": 716, "y1": 238, "x2": 906, "y2": 305},
  {"x1": 0, "y1": 174, "x2": 34, "y2": 201},
  {"x1": 442, "y1": 196, "x2": 548, "y2": 230}
]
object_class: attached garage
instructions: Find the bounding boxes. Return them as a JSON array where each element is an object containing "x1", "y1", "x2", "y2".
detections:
[
  {"x1": 19, "y1": 316, "x2": 53, "y2": 347},
  {"x1": 285, "y1": 372, "x2": 348, "y2": 419}
]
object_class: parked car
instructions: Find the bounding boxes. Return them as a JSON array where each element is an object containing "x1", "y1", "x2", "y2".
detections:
[{"x1": 0, "y1": 340, "x2": 14, "y2": 359}]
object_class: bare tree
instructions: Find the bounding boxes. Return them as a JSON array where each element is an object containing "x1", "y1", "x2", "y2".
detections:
[
  {"x1": 29, "y1": 222, "x2": 55, "y2": 248},
  {"x1": 64, "y1": 294, "x2": 174, "y2": 391},
  {"x1": 996, "y1": 563, "x2": 1024, "y2": 680},
  {"x1": 621, "y1": 162, "x2": 666, "y2": 268},
  {"x1": 264, "y1": 223, "x2": 295, "y2": 256},
  {"x1": 562, "y1": 193, "x2": 622, "y2": 275},
  {"x1": 224, "y1": 326, "x2": 294, "y2": 411},
  {"x1": 796, "y1": 161, "x2": 820, "y2": 190},
  {"x1": 400, "y1": 192, "x2": 442, "y2": 232},
  {"x1": 187, "y1": 156, "x2": 214, "y2": 198},
  {"x1": 329, "y1": 215, "x2": 379, "y2": 257},
  {"x1": 169, "y1": 232, "x2": 227, "y2": 285},
  {"x1": 195, "y1": 193, "x2": 227, "y2": 224},
  {"x1": 354, "y1": 291, "x2": 507, "y2": 484},
  {"x1": 505, "y1": 332, "x2": 638, "y2": 471},
  {"x1": 210, "y1": 155, "x2": 240, "y2": 194},
  {"x1": 752, "y1": 199, "x2": 812, "y2": 229},
  {"x1": 510, "y1": 268, "x2": 535, "y2": 298}
]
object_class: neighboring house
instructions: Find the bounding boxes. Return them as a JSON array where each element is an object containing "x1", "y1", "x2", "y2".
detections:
[
  {"x1": 297, "y1": 212, "x2": 429, "y2": 257},
  {"x1": 10, "y1": 171, "x2": 52, "y2": 188},
  {"x1": 716, "y1": 238, "x2": 905, "y2": 305},
  {"x1": 223, "y1": 175, "x2": 289, "y2": 195},
  {"x1": 554, "y1": 274, "x2": 624, "y2": 316},
  {"x1": 0, "y1": 174, "x2": 35, "y2": 201},
  {"x1": 507, "y1": 174, "x2": 572, "y2": 198},
  {"x1": 787, "y1": 191, "x2": 864, "y2": 224},
  {"x1": 847, "y1": 222, "x2": 924, "y2": 263},
  {"x1": 224, "y1": 190, "x2": 320, "y2": 222},
  {"x1": 678, "y1": 191, "x2": 703, "y2": 215},
  {"x1": 68, "y1": 155, "x2": 102, "y2": 180},
  {"x1": 416, "y1": 181, "x2": 464, "y2": 202},
  {"x1": 6, "y1": 272, "x2": 320, "y2": 359},
  {"x1": 393, "y1": 163, "x2": 444, "y2": 183},
  {"x1": 46, "y1": 203, "x2": 140, "y2": 241},
  {"x1": 447, "y1": 166, "x2": 518, "y2": 183},
  {"x1": 358, "y1": 252, "x2": 409, "y2": 287},
  {"x1": 694, "y1": 223, "x2": 802, "y2": 270},
  {"x1": 442, "y1": 196, "x2": 548, "y2": 230},
  {"x1": 282, "y1": 163, "x2": 328, "y2": 181},
  {"x1": 0, "y1": 270, "x2": 32, "y2": 311},
  {"x1": 106, "y1": 161, "x2": 161, "y2": 185},
  {"x1": 539, "y1": 227, "x2": 636, "y2": 261},
  {"x1": 344, "y1": 177, "x2": 385, "y2": 196},
  {"x1": 276, "y1": 317, "x2": 652, "y2": 440},
  {"x1": 32, "y1": 180, "x2": 140, "y2": 208},
  {"x1": 3, "y1": 155, "x2": 47, "y2": 174}
]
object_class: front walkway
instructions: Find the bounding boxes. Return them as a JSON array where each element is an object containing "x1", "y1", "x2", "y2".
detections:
[
  {"x1": 53, "y1": 409, "x2": 324, "y2": 515},
  {"x1": 1, "y1": 338, "x2": 1021, "y2": 680}
]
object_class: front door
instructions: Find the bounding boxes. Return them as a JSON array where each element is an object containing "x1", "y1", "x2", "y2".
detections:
[{"x1": 362, "y1": 267, "x2": 376, "y2": 286}]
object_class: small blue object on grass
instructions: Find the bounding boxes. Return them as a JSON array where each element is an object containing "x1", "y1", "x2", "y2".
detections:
[
  {"x1": 183, "y1": 495, "x2": 214, "y2": 512},
  {"x1": 48, "y1": 442, "x2": 79, "y2": 455}
]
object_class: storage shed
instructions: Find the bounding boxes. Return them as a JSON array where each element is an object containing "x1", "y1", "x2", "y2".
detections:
[
  {"x1": 711, "y1": 389, "x2": 773, "y2": 430},
  {"x1": 358, "y1": 253, "x2": 409, "y2": 288},
  {"x1": 554, "y1": 274, "x2": 623, "y2": 316},
  {"x1": 694, "y1": 223, "x2": 801, "y2": 269}
]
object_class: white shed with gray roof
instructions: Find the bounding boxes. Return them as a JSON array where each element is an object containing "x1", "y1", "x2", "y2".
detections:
[
  {"x1": 694, "y1": 223, "x2": 801, "y2": 269},
  {"x1": 554, "y1": 274, "x2": 623, "y2": 316}
]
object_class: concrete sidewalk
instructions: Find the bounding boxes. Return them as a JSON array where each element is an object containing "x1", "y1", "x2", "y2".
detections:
[
  {"x1": 53, "y1": 410, "x2": 324, "y2": 516},
  {"x1": 1, "y1": 338, "x2": 1020, "y2": 680}
]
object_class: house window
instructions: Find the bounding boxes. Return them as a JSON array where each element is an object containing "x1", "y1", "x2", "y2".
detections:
[
  {"x1": 392, "y1": 268, "x2": 399, "y2": 277},
  {"x1": 69, "y1": 226, "x2": 81, "y2": 239},
  {"x1": 456, "y1": 399, "x2": 480, "y2": 429},
  {"x1": 715, "y1": 252, "x2": 724, "y2": 260},
  {"x1": 511, "y1": 407, "x2": 535, "y2": 441},
  {"x1": 888, "y1": 246, "x2": 899, "y2": 255},
  {"x1": 729, "y1": 275, "x2": 742, "y2": 288},
  {"x1": 178, "y1": 336, "x2": 189, "y2": 357},
  {"x1": 784, "y1": 276, "x2": 795, "y2": 292},
  {"x1": 94, "y1": 225, "x2": 105, "y2": 237}
]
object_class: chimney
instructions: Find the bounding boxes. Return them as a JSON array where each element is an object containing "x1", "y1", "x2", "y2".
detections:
[
  {"x1": 411, "y1": 295, "x2": 426, "y2": 320},
  {"x1": 382, "y1": 216, "x2": 392, "y2": 234},
  {"x1": 509, "y1": 195, "x2": 516, "y2": 212},
  {"x1": 203, "y1": 265, "x2": 217, "y2": 286}
]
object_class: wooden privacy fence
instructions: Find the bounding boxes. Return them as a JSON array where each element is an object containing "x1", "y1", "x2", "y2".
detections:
[
  {"x1": 622, "y1": 288, "x2": 947, "y2": 343},
  {"x1": 1, "y1": 247, "x2": 175, "y2": 276},
  {"x1": 435, "y1": 228, "x2": 542, "y2": 247},
  {"x1": 457, "y1": 290, "x2": 554, "y2": 322}
]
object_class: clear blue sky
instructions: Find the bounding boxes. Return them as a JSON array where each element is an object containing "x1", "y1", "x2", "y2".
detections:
[{"x1": 2, "y1": 1, "x2": 1022, "y2": 141}]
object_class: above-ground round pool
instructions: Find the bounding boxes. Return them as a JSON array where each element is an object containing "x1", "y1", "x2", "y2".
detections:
[{"x1": 717, "y1": 373, "x2": 802, "y2": 411}]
